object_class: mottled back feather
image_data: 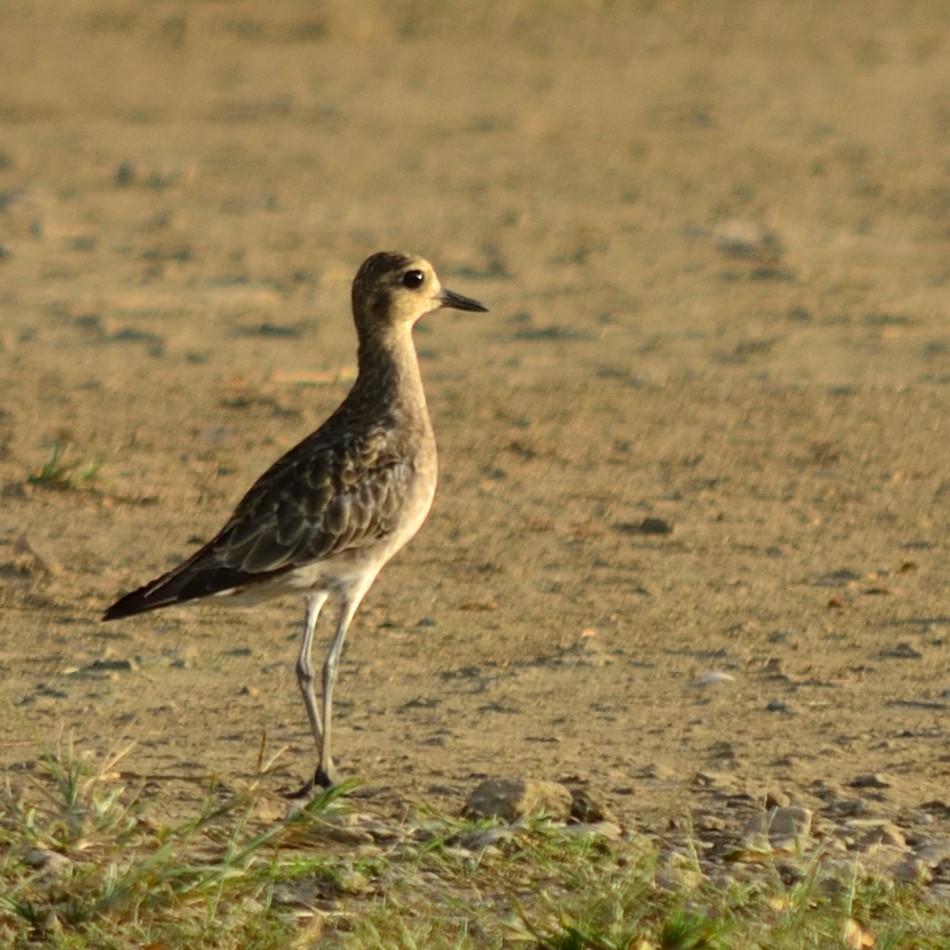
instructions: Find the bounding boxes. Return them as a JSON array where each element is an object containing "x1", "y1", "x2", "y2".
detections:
[{"x1": 103, "y1": 251, "x2": 486, "y2": 622}]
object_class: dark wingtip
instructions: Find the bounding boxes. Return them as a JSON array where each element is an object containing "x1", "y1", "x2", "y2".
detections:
[
  {"x1": 102, "y1": 590, "x2": 148, "y2": 622},
  {"x1": 101, "y1": 561, "x2": 269, "y2": 622},
  {"x1": 102, "y1": 577, "x2": 181, "y2": 621}
]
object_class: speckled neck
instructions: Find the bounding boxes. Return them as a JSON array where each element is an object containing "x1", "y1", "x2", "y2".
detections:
[{"x1": 351, "y1": 324, "x2": 431, "y2": 431}]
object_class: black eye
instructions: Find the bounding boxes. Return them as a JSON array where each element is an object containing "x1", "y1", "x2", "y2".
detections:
[{"x1": 402, "y1": 269, "x2": 425, "y2": 289}]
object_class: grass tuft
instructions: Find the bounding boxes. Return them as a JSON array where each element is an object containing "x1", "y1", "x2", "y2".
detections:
[
  {"x1": 0, "y1": 739, "x2": 358, "y2": 947},
  {"x1": 27, "y1": 442, "x2": 102, "y2": 490}
]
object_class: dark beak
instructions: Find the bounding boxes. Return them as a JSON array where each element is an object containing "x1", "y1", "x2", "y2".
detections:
[{"x1": 438, "y1": 287, "x2": 488, "y2": 313}]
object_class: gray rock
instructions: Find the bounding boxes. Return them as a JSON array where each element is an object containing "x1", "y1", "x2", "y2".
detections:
[
  {"x1": 849, "y1": 772, "x2": 892, "y2": 789},
  {"x1": 765, "y1": 789, "x2": 791, "y2": 809},
  {"x1": 463, "y1": 778, "x2": 573, "y2": 821},
  {"x1": 913, "y1": 840, "x2": 950, "y2": 867},
  {"x1": 457, "y1": 826, "x2": 515, "y2": 852},
  {"x1": 826, "y1": 797, "x2": 870, "y2": 818},
  {"x1": 698, "y1": 814, "x2": 727, "y2": 833},
  {"x1": 843, "y1": 819, "x2": 906, "y2": 849},
  {"x1": 88, "y1": 657, "x2": 139, "y2": 673},
  {"x1": 694, "y1": 671, "x2": 735, "y2": 687},
  {"x1": 853, "y1": 844, "x2": 914, "y2": 878},
  {"x1": 692, "y1": 770, "x2": 739, "y2": 792},
  {"x1": 741, "y1": 805, "x2": 813, "y2": 852},
  {"x1": 569, "y1": 787, "x2": 618, "y2": 824},
  {"x1": 889, "y1": 856, "x2": 929, "y2": 883},
  {"x1": 655, "y1": 849, "x2": 704, "y2": 892},
  {"x1": 561, "y1": 821, "x2": 623, "y2": 841},
  {"x1": 23, "y1": 848, "x2": 71, "y2": 877}
]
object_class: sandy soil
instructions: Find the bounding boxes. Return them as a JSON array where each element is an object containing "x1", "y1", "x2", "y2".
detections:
[{"x1": 1, "y1": 1, "x2": 948, "y2": 854}]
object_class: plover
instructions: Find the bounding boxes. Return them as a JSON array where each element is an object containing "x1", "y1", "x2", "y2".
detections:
[{"x1": 103, "y1": 251, "x2": 488, "y2": 789}]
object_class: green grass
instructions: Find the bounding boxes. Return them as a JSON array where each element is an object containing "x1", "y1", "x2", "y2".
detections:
[
  {"x1": 0, "y1": 740, "x2": 356, "y2": 947},
  {"x1": 1, "y1": 742, "x2": 948, "y2": 948},
  {"x1": 27, "y1": 443, "x2": 102, "y2": 490}
]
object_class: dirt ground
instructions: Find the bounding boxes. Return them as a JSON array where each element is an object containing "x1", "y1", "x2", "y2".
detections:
[{"x1": 1, "y1": 1, "x2": 948, "y2": 859}]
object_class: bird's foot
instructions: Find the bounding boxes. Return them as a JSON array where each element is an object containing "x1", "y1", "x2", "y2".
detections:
[
  {"x1": 281, "y1": 760, "x2": 338, "y2": 800},
  {"x1": 313, "y1": 761, "x2": 338, "y2": 790},
  {"x1": 282, "y1": 778, "x2": 317, "y2": 800}
]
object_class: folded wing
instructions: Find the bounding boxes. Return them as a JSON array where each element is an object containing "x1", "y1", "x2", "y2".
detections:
[{"x1": 103, "y1": 425, "x2": 413, "y2": 619}]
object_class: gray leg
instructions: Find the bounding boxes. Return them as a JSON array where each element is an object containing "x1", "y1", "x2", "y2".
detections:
[
  {"x1": 295, "y1": 591, "x2": 329, "y2": 761},
  {"x1": 315, "y1": 575, "x2": 375, "y2": 788}
]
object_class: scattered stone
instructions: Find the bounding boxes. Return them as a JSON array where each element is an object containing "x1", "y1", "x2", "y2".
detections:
[
  {"x1": 641, "y1": 516, "x2": 672, "y2": 535},
  {"x1": 889, "y1": 697, "x2": 949, "y2": 710},
  {"x1": 694, "y1": 671, "x2": 735, "y2": 687},
  {"x1": 770, "y1": 806, "x2": 812, "y2": 842},
  {"x1": 692, "y1": 771, "x2": 739, "y2": 792},
  {"x1": 765, "y1": 789, "x2": 791, "y2": 809},
  {"x1": 813, "y1": 568, "x2": 861, "y2": 587},
  {"x1": 358, "y1": 819, "x2": 401, "y2": 843},
  {"x1": 843, "y1": 819, "x2": 906, "y2": 849},
  {"x1": 741, "y1": 806, "x2": 813, "y2": 853},
  {"x1": 614, "y1": 517, "x2": 672, "y2": 536},
  {"x1": 826, "y1": 797, "x2": 870, "y2": 818},
  {"x1": 23, "y1": 848, "x2": 71, "y2": 877},
  {"x1": 463, "y1": 778, "x2": 572, "y2": 821},
  {"x1": 740, "y1": 813, "x2": 773, "y2": 853},
  {"x1": 635, "y1": 762, "x2": 675, "y2": 781},
  {"x1": 698, "y1": 814, "x2": 727, "y2": 833},
  {"x1": 707, "y1": 740, "x2": 739, "y2": 762},
  {"x1": 881, "y1": 642, "x2": 923, "y2": 659},
  {"x1": 853, "y1": 844, "x2": 915, "y2": 879},
  {"x1": 850, "y1": 772, "x2": 892, "y2": 789},
  {"x1": 771, "y1": 857, "x2": 808, "y2": 885},
  {"x1": 913, "y1": 839, "x2": 950, "y2": 867},
  {"x1": 402, "y1": 696, "x2": 440, "y2": 710},
  {"x1": 225, "y1": 646, "x2": 253, "y2": 657},
  {"x1": 713, "y1": 219, "x2": 782, "y2": 260},
  {"x1": 87, "y1": 657, "x2": 139, "y2": 673},
  {"x1": 32, "y1": 683, "x2": 68, "y2": 699},
  {"x1": 114, "y1": 161, "x2": 136, "y2": 186},
  {"x1": 822, "y1": 837, "x2": 850, "y2": 855},
  {"x1": 810, "y1": 779, "x2": 848, "y2": 801},
  {"x1": 655, "y1": 849, "x2": 704, "y2": 892},
  {"x1": 561, "y1": 821, "x2": 624, "y2": 841},
  {"x1": 890, "y1": 855, "x2": 929, "y2": 883},
  {"x1": 457, "y1": 826, "x2": 515, "y2": 853},
  {"x1": 569, "y1": 787, "x2": 618, "y2": 824}
]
